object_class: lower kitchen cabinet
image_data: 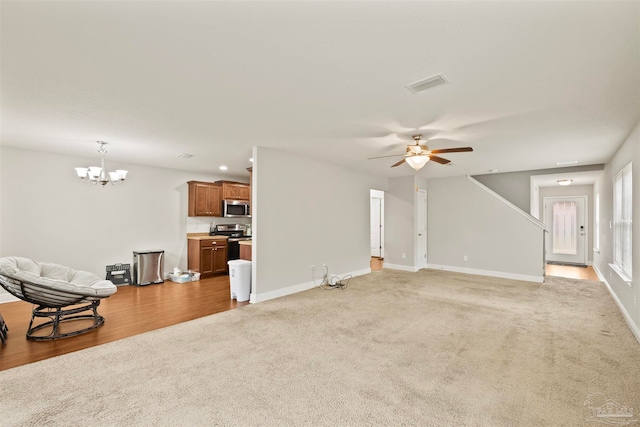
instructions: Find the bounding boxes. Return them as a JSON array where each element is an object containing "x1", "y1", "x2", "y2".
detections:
[
  {"x1": 239, "y1": 243, "x2": 251, "y2": 261},
  {"x1": 188, "y1": 238, "x2": 228, "y2": 277}
]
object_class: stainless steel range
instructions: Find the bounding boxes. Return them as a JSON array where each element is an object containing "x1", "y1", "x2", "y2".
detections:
[{"x1": 210, "y1": 224, "x2": 251, "y2": 261}]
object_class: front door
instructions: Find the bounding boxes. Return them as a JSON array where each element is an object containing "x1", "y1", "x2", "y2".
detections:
[
  {"x1": 371, "y1": 196, "x2": 382, "y2": 257},
  {"x1": 543, "y1": 196, "x2": 587, "y2": 265}
]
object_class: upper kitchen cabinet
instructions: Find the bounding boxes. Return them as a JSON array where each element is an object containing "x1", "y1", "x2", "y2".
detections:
[
  {"x1": 216, "y1": 181, "x2": 250, "y2": 201},
  {"x1": 188, "y1": 181, "x2": 222, "y2": 217}
]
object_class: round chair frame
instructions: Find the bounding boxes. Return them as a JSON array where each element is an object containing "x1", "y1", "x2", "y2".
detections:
[{"x1": 0, "y1": 274, "x2": 110, "y2": 341}]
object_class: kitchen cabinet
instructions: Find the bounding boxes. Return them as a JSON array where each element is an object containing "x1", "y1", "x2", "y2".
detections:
[
  {"x1": 216, "y1": 181, "x2": 250, "y2": 201},
  {"x1": 188, "y1": 181, "x2": 221, "y2": 217},
  {"x1": 239, "y1": 242, "x2": 252, "y2": 261},
  {"x1": 188, "y1": 238, "x2": 228, "y2": 277}
]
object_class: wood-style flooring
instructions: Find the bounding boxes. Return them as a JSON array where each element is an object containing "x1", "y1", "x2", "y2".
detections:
[
  {"x1": 545, "y1": 263, "x2": 600, "y2": 281},
  {"x1": 0, "y1": 275, "x2": 247, "y2": 371}
]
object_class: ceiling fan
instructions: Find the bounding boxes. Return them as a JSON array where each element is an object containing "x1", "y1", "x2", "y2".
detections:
[{"x1": 368, "y1": 134, "x2": 473, "y2": 171}]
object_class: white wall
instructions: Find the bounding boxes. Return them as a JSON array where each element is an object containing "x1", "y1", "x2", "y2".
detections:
[
  {"x1": 251, "y1": 147, "x2": 386, "y2": 301},
  {"x1": 0, "y1": 146, "x2": 239, "y2": 297},
  {"x1": 593, "y1": 121, "x2": 640, "y2": 338},
  {"x1": 427, "y1": 175, "x2": 546, "y2": 281}
]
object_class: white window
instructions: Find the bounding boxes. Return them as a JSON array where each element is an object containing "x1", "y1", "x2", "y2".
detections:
[
  {"x1": 613, "y1": 163, "x2": 632, "y2": 280},
  {"x1": 595, "y1": 192, "x2": 600, "y2": 251}
]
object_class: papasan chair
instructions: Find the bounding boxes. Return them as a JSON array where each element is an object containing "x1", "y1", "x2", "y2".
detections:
[{"x1": 0, "y1": 257, "x2": 117, "y2": 341}]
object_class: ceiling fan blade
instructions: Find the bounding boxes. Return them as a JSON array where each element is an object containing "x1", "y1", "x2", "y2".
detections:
[
  {"x1": 430, "y1": 147, "x2": 473, "y2": 154},
  {"x1": 428, "y1": 155, "x2": 451, "y2": 165},
  {"x1": 368, "y1": 153, "x2": 406, "y2": 160},
  {"x1": 391, "y1": 158, "x2": 407, "y2": 168}
]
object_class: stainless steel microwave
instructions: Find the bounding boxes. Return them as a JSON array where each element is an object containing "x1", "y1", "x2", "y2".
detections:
[{"x1": 223, "y1": 200, "x2": 251, "y2": 218}]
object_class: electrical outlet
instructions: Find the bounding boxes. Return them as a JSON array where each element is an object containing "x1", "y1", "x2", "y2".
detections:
[
  {"x1": 323, "y1": 263, "x2": 327, "y2": 269},
  {"x1": 463, "y1": 255, "x2": 468, "y2": 261},
  {"x1": 402, "y1": 253, "x2": 406, "y2": 259}
]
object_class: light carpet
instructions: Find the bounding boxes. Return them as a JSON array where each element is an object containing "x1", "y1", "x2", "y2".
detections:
[{"x1": 1, "y1": 269, "x2": 639, "y2": 426}]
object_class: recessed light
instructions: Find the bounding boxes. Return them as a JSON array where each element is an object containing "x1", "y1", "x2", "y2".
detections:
[
  {"x1": 219, "y1": 166, "x2": 228, "y2": 171},
  {"x1": 249, "y1": 158, "x2": 253, "y2": 163},
  {"x1": 556, "y1": 160, "x2": 577, "y2": 166},
  {"x1": 557, "y1": 179, "x2": 573, "y2": 186},
  {"x1": 177, "y1": 153, "x2": 194, "y2": 158}
]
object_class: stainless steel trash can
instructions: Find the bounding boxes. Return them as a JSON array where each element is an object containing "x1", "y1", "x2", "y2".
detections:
[{"x1": 133, "y1": 250, "x2": 165, "y2": 286}]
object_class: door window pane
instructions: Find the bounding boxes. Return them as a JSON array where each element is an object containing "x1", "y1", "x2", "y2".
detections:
[{"x1": 553, "y1": 202, "x2": 577, "y2": 255}]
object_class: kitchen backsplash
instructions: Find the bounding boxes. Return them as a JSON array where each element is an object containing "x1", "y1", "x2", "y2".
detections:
[{"x1": 186, "y1": 216, "x2": 251, "y2": 234}]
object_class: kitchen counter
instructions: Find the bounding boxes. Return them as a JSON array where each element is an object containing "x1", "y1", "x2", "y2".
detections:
[
  {"x1": 187, "y1": 233, "x2": 228, "y2": 241},
  {"x1": 238, "y1": 240, "x2": 252, "y2": 246}
]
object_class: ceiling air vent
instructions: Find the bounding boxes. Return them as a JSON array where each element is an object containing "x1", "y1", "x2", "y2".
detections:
[{"x1": 405, "y1": 74, "x2": 448, "y2": 94}]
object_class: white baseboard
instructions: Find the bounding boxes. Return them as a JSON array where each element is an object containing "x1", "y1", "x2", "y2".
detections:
[
  {"x1": 593, "y1": 264, "x2": 640, "y2": 345},
  {"x1": 383, "y1": 263, "x2": 420, "y2": 273},
  {"x1": 250, "y1": 268, "x2": 372, "y2": 304},
  {"x1": 427, "y1": 263, "x2": 544, "y2": 283}
]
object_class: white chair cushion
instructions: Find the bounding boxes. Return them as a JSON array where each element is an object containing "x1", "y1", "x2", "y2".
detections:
[{"x1": 0, "y1": 257, "x2": 117, "y2": 298}]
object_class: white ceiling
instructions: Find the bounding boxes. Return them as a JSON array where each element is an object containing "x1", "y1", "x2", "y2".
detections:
[{"x1": 1, "y1": 1, "x2": 639, "y2": 180}]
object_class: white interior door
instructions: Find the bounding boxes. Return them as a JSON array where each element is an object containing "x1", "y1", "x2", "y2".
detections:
[
  {"x1": 417, "y1": 189, "x2": 427, "y2": 269},
  {"x1": 370, "y1": 196, "x2": 382, "y2": 258},
  {"x1": 544, "y1": 196, "x2": 587, "y2": 265}
]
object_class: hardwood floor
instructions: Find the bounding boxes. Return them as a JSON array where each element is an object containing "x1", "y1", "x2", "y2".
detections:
[
  {"x1": 0, "y1": 275, "x2": 248, "y2": 371},
  {"x1": 370, "y1": 257, "x2": 383, "y2": 271},
  {"x1": 545, "y1": 263, "x2": 600, "y2": 281}
]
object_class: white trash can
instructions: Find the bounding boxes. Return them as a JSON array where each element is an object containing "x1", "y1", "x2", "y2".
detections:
[{"x1": 228, "y1": 260, "x2": 252, "y2": 302}]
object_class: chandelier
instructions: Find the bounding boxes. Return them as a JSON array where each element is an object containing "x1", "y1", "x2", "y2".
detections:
[{"x1": 74, "y1": 141, "x2": 128, "y2": 186}]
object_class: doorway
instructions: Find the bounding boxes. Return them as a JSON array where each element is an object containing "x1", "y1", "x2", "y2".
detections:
[
  {"x1": 543, "y1": 196, "x2": 587, "y2": 266},
  {"x1": 370, "y1": 189, "x2": 384, "y2": 259},
  {"x1": 417, "y1": 189, "x2": 427, "y2": 269}
]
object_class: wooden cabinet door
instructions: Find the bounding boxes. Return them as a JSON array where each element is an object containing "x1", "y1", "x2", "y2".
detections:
[
  {"x1": 189, "y1": 181, "x2": 222, "y2": 217},
  {"x1": 222, "y1": 183, "x2": 250, "y2": 201},
  {"x1": 200, "y1": 247, "x2": 215, "y2": 274},
  {"x1": 193, "y1": 183, "x2": 212, "y2": 216},
  {"x1": 236, "y1": 185, "x2": 250, "y2": 201},
  {"x1": 240, "y1": 244, "x2": 252, "y2": 261},
  {"x1": 208, "y1": 185, "x2": 222, "y2": 216},
  {"x1": 213, "y1": 246, "x2": 227, "y2": 273}
]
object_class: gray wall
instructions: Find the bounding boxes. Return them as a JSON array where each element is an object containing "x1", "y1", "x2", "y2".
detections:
[
  {"x1": 593, "y1": 122, "x2": 640, "y2": 334},
  {"x1": 252, "y1": 147, "x2": 387, "y2": 299},
  {"x1": 428, "y1": 175, "x2": 545, "y2": 280},
  {"x1": 384, "y1": 176, "x2": 416, "y2": 268},
  {"x1": 474, "y1": 164, "x2": 604, "y2": 212}
]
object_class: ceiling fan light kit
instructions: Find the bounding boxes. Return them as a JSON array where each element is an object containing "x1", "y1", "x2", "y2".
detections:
[
  {"x1": 405, "y1": 156, "x2": 430, "y2": 171},
  {"x1": 367, "y1": 134, "x2": 473, "y2": 171}
]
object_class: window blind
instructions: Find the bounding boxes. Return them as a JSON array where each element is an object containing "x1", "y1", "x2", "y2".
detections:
[{"x1": 613, "y1": 163, "x2": 632, "y2": 279}]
